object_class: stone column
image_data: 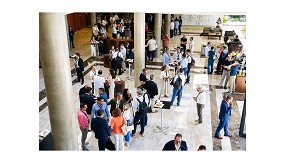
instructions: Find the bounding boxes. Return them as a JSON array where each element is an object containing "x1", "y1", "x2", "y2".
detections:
[
  {"x1": 164, "y1": 14, "x2": 170, "y2": 35},
  {"x1": 154, "y1": 13, "x2": 162, "y2": 58},
  {"x1": 39, "y1": 13, "x2": 79, "y2": 150},
  {"x1": 134, "y1": 12, "x2": 145, "y2": 88},
  {"x1": 91, "y1": 12, "x2": 96, "y2": 26}
]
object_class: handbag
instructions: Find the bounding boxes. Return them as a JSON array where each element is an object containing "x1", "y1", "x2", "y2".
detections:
[
  {"x1": 121, "y1": 118, "x2": 128, "y2": 136},
  {"x1": 116, "y1": 56, "x2": 123, "y2": 64},
  {"x1": 105, "y1": 138, "x2": 116, "y2": 150},
  {"x1": 170, "y1": 77, "x2": 174, "y2": 85}
]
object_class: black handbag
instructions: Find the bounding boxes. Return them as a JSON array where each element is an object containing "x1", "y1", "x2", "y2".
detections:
[
  {"x1": 170, "y1": 77, "x2": 174, "y2": 85},
  {"x1": 105, "y1": 138, "x2": 116, "y2": 150}
]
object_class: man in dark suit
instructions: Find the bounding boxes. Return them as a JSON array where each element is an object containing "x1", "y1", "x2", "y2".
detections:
[
  {"x1": 91, "y1": 109, "x2": 111, "y2": 151},
  {"x1": 69, "y1": 26, "x2": 75, "y2": 48},
  {"x1": 214, "y1": 95, "x2": 233, "y2": 139},
  {"x1": 79, "y1": 84, "x2": 91, "y2": 96},
  {"x1": 144, "y1": 74, "x2": 158, "y2": 113},
  {"x1": 79, "y1": 87, "x2": 95, "y2": 125},
  {"x1": 75, "y1": 53, "x2": 84, "y2": 85},
  {"x1": 162, "y1": 133, "x2": 188, "y2": 151},
  {"x1": 107, "y1": 92, "x2": 126, "y2": 116}
]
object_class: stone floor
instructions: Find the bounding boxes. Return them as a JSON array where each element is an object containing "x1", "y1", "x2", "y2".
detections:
[{"x1": 39, "y1": 25, "x2": 246, "y2": 151}]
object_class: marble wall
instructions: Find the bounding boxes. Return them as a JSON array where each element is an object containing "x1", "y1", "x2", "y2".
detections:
[{"x1": 182, "y1": 14, "x2": 223, "y2": 26}]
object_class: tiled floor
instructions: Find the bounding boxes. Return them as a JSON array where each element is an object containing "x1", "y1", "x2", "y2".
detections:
[{"x1": 39, "y1": 24, "x2": 246, "y2": 151}]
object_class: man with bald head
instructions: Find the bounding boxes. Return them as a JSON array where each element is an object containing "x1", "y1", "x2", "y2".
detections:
[{"x1": 193, "y1": 85, "x2": 206, "y2": 124}]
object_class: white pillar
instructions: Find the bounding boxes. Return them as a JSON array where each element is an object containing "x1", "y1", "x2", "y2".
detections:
[
  {"x1": 154, "y1": 13, "x2": 162, "y2": 58},
  {"x1": 39, "y1": 13, "x2": 79, "y2": 150},
  {"x1": 134, "y1": 12, "x2": 145, "y2": 88},
  {"x1": 91, "y1": 12, "x2": 96, "y2": 26},
  {"x1": 164, "y1": 14, "x2": 170, "y2": 35}
]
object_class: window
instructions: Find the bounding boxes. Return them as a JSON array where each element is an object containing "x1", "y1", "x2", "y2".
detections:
[{"x1": 224, "y1": 15, "x2": 246, "y2": 23}]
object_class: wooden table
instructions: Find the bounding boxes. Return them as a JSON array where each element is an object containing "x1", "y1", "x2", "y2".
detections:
[
  {"x1": 235, "y1": 76, "x2": 246, "y2": 93},
  {"x1": 208, "y1": 32, "x2": 222, "y2": 40}
]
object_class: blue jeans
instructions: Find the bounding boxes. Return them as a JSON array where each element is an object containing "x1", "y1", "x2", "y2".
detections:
[
  {"x1": 215, "y1": 119, "x2": 229, "y2": 137},
  {"x1": 207, "y1": 59, "x2": 214, "y2": 74},
  {"x1": 183, "y1": 67, "x2": 188, "y2": 76},
  {"x1": 124, "y1": 119, "x2": 131, "y2": 142},
  {"x1": 170, "y1": 86, "x2": 183, "y2": 106},
  {"x1": 132, "y1": 112, "x2": 146, "y2": 134}
]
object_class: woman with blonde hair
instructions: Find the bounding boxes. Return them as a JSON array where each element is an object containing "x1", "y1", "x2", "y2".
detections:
[
  {"x1": 110, "y1": 108, "x2": 126, "y2": 151},
  {"x1": 122, "y1": 102, "x2": 131, "y2": 147}
]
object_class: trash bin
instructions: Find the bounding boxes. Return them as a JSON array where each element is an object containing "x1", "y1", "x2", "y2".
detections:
[{"x1": 201, "y1": 45, "x2": 206, "y2": 56}]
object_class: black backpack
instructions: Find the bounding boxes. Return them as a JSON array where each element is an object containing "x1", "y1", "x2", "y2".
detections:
[
  {"x1": 190, "y1": 56, "x2": 195, "y2": 66},
  {"x1": 137, "y1": 95, "x2": 148, "y2": 115},
  {"x1": 173, "y1": 75, "x2": 182, "y2": 90}
]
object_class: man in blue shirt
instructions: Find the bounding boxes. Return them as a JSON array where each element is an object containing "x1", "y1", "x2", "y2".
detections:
[
  {"x1": 98, "y1": 88, "x2": 108, "y2": 103},
  {"x1": 91, "y1": 97, "x2": 110, "y2": 122},
  {"x1": 227, "y1": 61, "x2": 239, "y2": 94},
  {"x1": 207, "y1": 46, "x2": 216, "y2": 74},
  {"x1": 163, "y1": 47, "x2": 171, "y2": 66}
]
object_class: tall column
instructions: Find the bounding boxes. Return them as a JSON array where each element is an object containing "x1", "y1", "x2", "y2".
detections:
[
  {"x1": 134, "y1": 12, "x2": 145, "y2": 88},
  {"x1": 39, "y1": 13, "x2": 79, "y2": 150},
  {"x1": 91, "y1": 12, "x2": 96, "y2": 26},
  {"x1": 164, "y1": 14, "x2": 170, "y2": 35},
  {"x1": 154, "y1": 13, "x2": 162, "y2": 58}
]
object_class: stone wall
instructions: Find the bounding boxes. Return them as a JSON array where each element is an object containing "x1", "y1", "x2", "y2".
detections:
[{"x1": 182, "y1": 14, "x2": 223, "y2": 26}]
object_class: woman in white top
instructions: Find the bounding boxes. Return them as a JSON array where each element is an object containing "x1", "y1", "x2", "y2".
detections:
[
  {"x1": 92, "y1": 24, "x2": 99, "y2": 39},
  {"x1": 90, "y1": 36, "x2": 97, "y2": 57},
  {"x1": 108, "y1": 69, "x2": 116, "y2": 99},
  {"x1": 160, "y1": 65, "x2": 171, "y2": 98},
  {"x1": 122, "y1": 102, "x2": 131, "y2": 147}
]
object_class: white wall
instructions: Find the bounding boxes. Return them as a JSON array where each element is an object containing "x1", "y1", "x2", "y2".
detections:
[{"x1": 182, "y1": 14, "x2": 223, "y2": 26}]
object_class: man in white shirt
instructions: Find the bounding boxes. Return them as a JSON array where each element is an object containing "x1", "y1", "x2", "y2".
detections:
[
  {"x1": 170, "y1": 20, "x2": 175, "y2": 38},
  {"x1": 145, "y1": 36, "x2": 157, "y2": 61},
  {"x1": 112, "y1": 24, "x2": 118, "y2": 39},
  {"x1": 204, "y1": 41, "x2": 211, "y2": 69},
  {"x1": 170, "y1": 68, "x2": 186, "y2": 107},
  {"x1": 120, "y1": 44, "x2": 127, "y2": 72},
  {"x1": 173, "y1": 47, "x2": 182, "y2": 73},
  {"x1": 189, "y1": 37, "x2": 195, "y2": 54},
  {"x1": 94, "y1": 70, "x2": 105, "y2": 95},
  {"x1": 89, "y1": 65, "x2": 97, "y2": 95},
  {"x1": 185, "y1": 49, "x2": 192, "y2": 83},
  {"x1": 193, "y1": 85, "x2": 206, "y2": 124}
]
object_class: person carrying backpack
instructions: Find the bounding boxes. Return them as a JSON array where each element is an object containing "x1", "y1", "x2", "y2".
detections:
[
  {"x1": 131, "y1": 88, "x2": 149, "y2": 138},
  {"x1": 170, "y1": 68, "x2": 186, "y2": 107}
]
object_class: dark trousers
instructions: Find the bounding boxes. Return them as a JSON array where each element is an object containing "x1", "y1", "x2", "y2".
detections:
[
  {"x1": 92, "y1": 82, "x2": 95, "y2": 95},
  {"x1": 170, "y1": 29, "x2": 174, "y2": 38},
  {"x1": 111, "y1": 59, "x2": 116, "y2": 71},
  {"x1": 216, "y1": 60, "x2": 223, "y2": 73},
  {"x1": 148, "y1": 50, "x2": 155, "y2": 61},
  {"x1": 145, "y1": 32, "x2": 148, "y2": 39},
  {"x1": 115, "y1": 62, "x2": 122, "y2": 75},
  {"x1": 178, "y1": 25, "x2": 182, "y2": 35},
  {"x1": 186, "y1": 63, "x2": 191, "y2": 82},
  {"x1": 76, "y1": 68, "x2": 84, "y2": 84},
  {"x1": 70, "y1": 37, "x2": 74, "y2": 48},
  {"x1": 181, "y1": 44, "x2": 186, "y2": 54},
  {"x1": 196, "y1": 103, "x2": 204, "y2": 123},
  {"x1": 132, "y1": 112, "x2": 146, "y2": 134},
  {"x1": 112, "y1": 33, "x2": 116, "y2": 39},
  {"x1": 215, "y1": 119, "x2": 229, "y2": 137},
  {"x1": 98, "y1": 139, "x2": 107, "y2": 151}
]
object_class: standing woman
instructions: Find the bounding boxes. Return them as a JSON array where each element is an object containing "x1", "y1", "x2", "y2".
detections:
[
  {"x1": 123, "y1": 88, "x2": 133, "y2": 105},
  {"x1": 90, "y1": 35, "x2": 97, "y2": 58},
  {"x1": 110, "y1": 108, "x2": 126, "y2": 151},
  {"x1": 160, "y1": 65, "x2": 171, "y2": 98},
  {"x1": 122, "y1": 103, "x2": 131, "y2": 147},
  {"x1": 108, "y1": 69, "x2": 116, "y2": 99}
]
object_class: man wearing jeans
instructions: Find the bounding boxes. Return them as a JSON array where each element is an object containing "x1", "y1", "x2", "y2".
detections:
[
  {"x1": 77, "y1": 103, "x2": 89, "y2": 151},
  {"x1": 193, "y1": 86, "x2": 206, "y2": 124},
  {"x1": 170, "y1": 68, "x2": 186, "y2": 107}
]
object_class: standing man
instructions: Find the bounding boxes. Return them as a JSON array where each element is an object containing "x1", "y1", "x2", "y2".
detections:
[
  {"x1": 144, "y1": 74, "x2": 159, "y2": 113},
  {"x1": 193, "y1": 86, "x2": 206, "y2": 124},
  {"x1": 108, "y1": 93, "x2": 126, "y2": 116},
  {"x1": 180, "y1": 35, "x2": 187, "y2": 54},
  {"x1": 75, "y1": 53, "x2": 84, "y2": 85},
  {"x1": 77, "y1": 103, "x2": 89, "y2": 151},
  {"x1": 69, "y1": 26, "x2": 75, "y2": 48},
  {"x1": 170, "y1": 20, "x2": 174, "y2": 38},
  {"x1": 207, "y1": 46, "x2": 216, "y2": 74},
  {"x1": 189, "y1": 37, "x2": 195, "y2": 55},
  {"x1": 89, "y1": 65, "x2": 97, "y2": 95},
  {"x1": 139, "y1": 68, "x2": 148, "y2": 86},
  {"x1": 180, "y1": 53, "x2": 188, "y2": 76},
  {"x1": 94, "y1": 70, "x2": 105, "y2": 95},
  {"x1": 178, "y1": 16, "x2": 182, "y2": 35},
  {"x1": 214, "y1": 95, "x2": 233, "y2": 139},
  {"x1": 204, "y1": 41, "x2": 211, "y2": 69},
  {"x1": 174, "y1": 17, "x2": 179, "y2": 36},
  {"x1": 91, "y1": 109, "x2": 111, "y2": 151},
  {"x1": 120, "y1": 44, "x2": 127, "y2": 72},
  {"x1": 228, "y1": 61, "x2": 239, "y2": 94},
  {"x1": 170, "y1": 68, "x2": 186, "y2": 107},
  {"x1": 173, "y1": 47, "x2": 182, "y2": 73},
  {"x1": 163, "y1": 47, "x2": 171, "y2": 66},
  {"x1": 162, "y1": 33, "x2": 170, "y2": 51},
  {"x1": 185, "y1": 49, "x2": 192, "y2": 83},
  {"x1": 145, "y1": 36, "x2": 157, "y2": 61},
  {"x1": 162, "y1": 133, "x2": 188, "y2": 151},
  {"x1": 219, "y1": 55, "x2": 233, "y2": 89},
  {"x1": 91, "y1": 97, "x2": 111, "y2": 121}
]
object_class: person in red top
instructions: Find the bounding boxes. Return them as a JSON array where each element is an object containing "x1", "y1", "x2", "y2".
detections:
[
  {"x1": 145, "y1": 22, "x2": 149, "y2": 39},
  {"x1": 77, "y1": 103, "x2": 89, "y2": 151},
  {"x1": 110, "y1": 108, "x2": 126, "y2": 151},
  {"x1": 162, "y1": 33, "x2": 170, "y2": 52}
]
